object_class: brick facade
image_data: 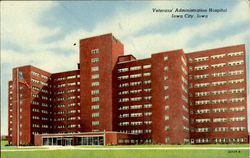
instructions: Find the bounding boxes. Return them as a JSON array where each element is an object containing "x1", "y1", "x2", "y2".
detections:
[{"x1": 8, "y1": 33, "x2": 248, "y2": 145}]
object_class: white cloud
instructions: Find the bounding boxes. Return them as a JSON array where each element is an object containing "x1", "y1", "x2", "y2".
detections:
[
  {"x1": 2, "y1": 49, "x2": 78, "y2": 73},
  {"x1": 1, "y1": 1, "x2": 60, "y2": 51}
]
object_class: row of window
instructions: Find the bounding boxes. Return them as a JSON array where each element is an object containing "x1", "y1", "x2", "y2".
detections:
[
  {"x1": 195, "y1": 137, "x2": 246, "y2": 143},
  {"x1": 191, "y1": 60, "x2": 244, "y2": 71},
  {"x1": 194, "y1": 97, "x2": 245, "y2": 105},
  {"x1": 119, "y1": 121, "x2": 152, "y2": 126},
  {"x1": 54, "y1": 116, "x2": 80, "y2": 121},
  {"x1": 55, "y1": 124, "x2": 80, "y2": 128},
  {"x1": 194, "y1": 88, "x2": 244, "y2": 97},
  {"x1": 117, "y1": 64, "x2": 152, "y2": 73},
  {"x1": 31, "y1": 78, "x2": 48, "y2": 86},
  {"x1": 55, "y1": 82, "x2": 80, "y2": 88},
  {"x1": 54, "y1": 110, "x2": 80, "y2": 114},
  {"x1": 118, "y1": 96, "x2": 153, "y2": 102},
  {"x1": 31, "y1": 71, "x2": 49, "y2": 79},
  {"x1": 195, "y1": 116, "x2": 245, "y2": 123},
  {"x1": 53, "y1": 75, "x2": 80, "y2": 81},
  {"x1": 190, "y1": 51, "x2": 244, "y2": 63},
  {"x1": 118, "y1": 112, "x2": 153, "y2": 118},
  {"x1": 118, "y1": 104, "x2": 152, "y2": 110},
  {"x1": 190, "y1": 70, "x2": 244, "y2": 80},
  {"x1": 195, "y1": 127, "x2": 246, "y2": 132},
  {"x1": 192, "y1": 106, "x2": 245, "y2": 114},
  {"x1": 191, "y1": 78, "x2": 244, "y2": 89}
]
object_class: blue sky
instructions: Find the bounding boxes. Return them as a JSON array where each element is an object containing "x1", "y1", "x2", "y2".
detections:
[{"x1": 1, "y1": 0, "x2": 249, "y2": 135}]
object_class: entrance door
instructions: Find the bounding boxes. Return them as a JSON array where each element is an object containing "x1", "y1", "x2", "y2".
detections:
[{"x1": 64, "y1": 138, "x2": 73, "y2": 146}]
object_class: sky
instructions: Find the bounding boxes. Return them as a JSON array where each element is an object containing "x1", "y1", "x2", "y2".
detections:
[{"x1": 1, "y1": 0, "x2": 249, "y2": 135}]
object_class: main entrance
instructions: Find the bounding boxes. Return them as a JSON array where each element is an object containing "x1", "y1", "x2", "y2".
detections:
[{"x1": 42, "y1": 136, "x2": 104, "y2": 146}]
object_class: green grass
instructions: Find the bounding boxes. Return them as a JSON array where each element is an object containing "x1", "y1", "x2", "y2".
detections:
[
  {"x1": 2, "y1": 147, "x2": 47, "y2": 150},
  {"x1": 76, "y1": 144, "x2": 250, "y2": 148},
  {"x1": 1, "y1": 149, "x2": 249, "y2": 158},
  {"x1": 1, "y1": 140, "x2": 8, "y2": 146}
]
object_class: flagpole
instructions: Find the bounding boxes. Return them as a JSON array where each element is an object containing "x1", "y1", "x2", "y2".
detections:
[{"x1": 16, "y1": 68, "x2": 19, "y2": 146}]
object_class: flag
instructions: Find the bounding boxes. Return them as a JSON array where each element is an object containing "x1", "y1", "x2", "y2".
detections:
[{"x1": 18, "y1": 72, "x2": 30, "y2": 88}]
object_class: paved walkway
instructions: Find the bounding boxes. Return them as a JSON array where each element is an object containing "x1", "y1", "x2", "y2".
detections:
[{"x1": 2, "y1": 146, "x2": 250, "y2": 152}]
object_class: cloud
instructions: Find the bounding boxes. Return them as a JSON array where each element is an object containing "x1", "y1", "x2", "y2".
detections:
[
  {"x1": 1, "y1": 1, "x2": 60, "y2": 51},
  {"x1": 2, "y1": 49, "x2": 78, "y2": 73}
]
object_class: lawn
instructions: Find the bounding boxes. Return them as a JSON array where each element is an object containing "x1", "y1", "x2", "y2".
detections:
[
  {"x1": 76, "y1": 144, "x2": 250, "y2": 148},
  {"x1": 1, "y1": 149, "x2": 249, "y2": 158},
  {"x1": 1, "y1": 140, "x2": 8, "y2": 146}
]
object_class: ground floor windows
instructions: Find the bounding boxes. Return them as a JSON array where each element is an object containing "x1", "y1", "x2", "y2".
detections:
[{"x1": 42, "y1": 136, "x2": 104, "y2": 146}]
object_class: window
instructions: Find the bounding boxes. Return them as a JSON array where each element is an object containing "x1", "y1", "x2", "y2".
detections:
[
  {"x1": 31, "y1": 71, "x2": 40, "y2": 77},
  {"x1": 229, "y1": 106, "x2": 245, "y2": 112},
  {"x1": 91, "y1": 66, "x2": 99, "y2": 72},
  {"x1": 118, "y1": 90, "x2": 129, "y2": 95},
  {"x1": 143, "y1": 64, "x2": 151, "y2": 69},
  {"x1": 91, "y1": 105, "x2": 99, "y2": 110},
  {"x1": 144, "y1": 104, "x2": 152, "y2": 108},
  {"x1": 118, "y1": 75, "x2": 129, "y2": 80},
  {"x1": 195, "y1": 91, "x2": 210, "y2": 97},
  {"x1": 194, "y1": 74, "x2": 209, "y2": 80},
  {"x1": 229, "y1": 97, "x2": 244, "y2": 102},
  {"x1": 196, "y1": 118, "x2": 210, "y2": 123},
  {"x1": 165, "y1": 126, "x2": 170, "y2": 131},
  {"x1": 92, "y1": 121, "x2": 99, "y2": 126},
  {"x1": 144, "y1": 80, "x2": 151, "y2": 85},
  {"x1": 194, "y1": 82, "x2": 209, "y2": 88},
  {"x1": 165, "y1": 115, "x2": 169, "y2": 120},
  {"x1": 196, "y1": 128, "x2": 209, "y2": 132},
  {"x1": 165, "y1": 105, "x2": 169, "y2": 110},
  {"x1": 195, "y1": 100, "x2": 210, "y2": 105},
  {"x1": 228, "y1": 78, "x2": 244, "y2": 84},
  {"x1": 228, "y1": 51, "x2": 243, "y2": 56},
  {"x1": 194, "y1": 65, "x2": 208, "y2": 71},
  {"x1": 213, "y1": 108, "x2": 227, "y2": 113},
  {"x1": 211, "y1": 63, "x2": 226, "y2": 68},
  {"x1": 67, "y1": 96, "x2": 76, "y2": 100},
  {"x1": 131, "y1": 113, "x2": 142, "y2": 117},
  {"x1": 164, "y1": 56, "x2": 168, "y2": 61},
  {"x1": 67, "y1": 75, "x2": 76, "y2": 79},
  {"x1": 228, "y1": 60, "x2": 244, "y2": 66},
  {"x1": 213, "y1": 118, "x2": 227, "y2": 122},
  {"x1": 143, "y1": 72, "x2": 151, "y2": 77},
  {"x1": 164, "y1": 66, "x2": 168, "y2": 71},
  {"x1": 194, "y1": 56, "x2": 208, "y2": 62},
  {"x1": 118, "y1": 68, "x2": 129, "y2": 73},
  {"x1": 91, "y1": 49, "x2": 99, "y2": 54},
  {"x1": 130, "y1": 66, "x2": 141, "y2": 71},
  {"x1": 91, "y1": 58, "x2": 99, "y2": 63},
  {"x1": 91, "y1": 89, "x2": 99, "y2": 95},
  {"x1": 92, "y1": 82, "x2": 99, "y2": 87},
  {"x1": 228, "y1": 69, "x2": 244, "y2": 75},
  {"x1": 211, "y1": 81, "x2": 226, "y2": 86},
  {"x1": 130, "y1": 105, "x2": 142, "y2": 109},
  {"x1": 212, "y1": 99, "x2": 227, "y2": 104},
  {"x1": 214, "y1": 127, "x2": 228, "y2": 132},
  {"x1": 131, "y1": 97, "x2": 142, "y2": 101},
  {"x1": 92, "y1": 97, "x2": 99, "y2": 102},
  {"x1": 130, "y1": 81, "x2": 141, "y2": 86},
  {"x1": 230, "y1": 116, "x2": 245, "y2": 122},
  {"x1": 211, "y1": 72, "x2": 226, "y2": 77},
  {"x1": 91, "y1": 74, "x2": 99, "y2": 79},
  {"x1": 211, "y1": 53, "x2": 226, "y2": 59},
  {"x1": 211, "y1": 90, "x2": 227, "y2": 95},
  {"x1": 92, "y1": 112, "x2": 99, "y2": 118}
]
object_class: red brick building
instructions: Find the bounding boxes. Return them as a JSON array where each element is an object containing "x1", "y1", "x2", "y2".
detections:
[{"x1": 7, "y1": 33, "x2": 248, "y2": 146}]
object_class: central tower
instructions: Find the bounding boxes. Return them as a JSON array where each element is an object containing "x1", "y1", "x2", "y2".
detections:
[{"x1": 79, "y1": 33, "x2": 124, "y2": 132}]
